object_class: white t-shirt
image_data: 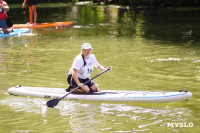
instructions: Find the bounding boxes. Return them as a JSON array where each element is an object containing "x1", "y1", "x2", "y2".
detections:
[{"x1": 69, "y1": 53, "x2": 100, "y2": 79}]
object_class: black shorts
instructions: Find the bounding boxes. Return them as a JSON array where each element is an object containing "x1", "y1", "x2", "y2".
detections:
[
  {"x1": 67, "y1": 74, "x2": 95, "y2": 88},
  {"x1": 0, "y1": 19, "x2": 8, "y2": 29},
  {"x1": 28, "y1": 0, "x2": 37, "y2": 6}
]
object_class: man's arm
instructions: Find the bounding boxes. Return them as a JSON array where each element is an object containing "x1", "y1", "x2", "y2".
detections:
[{"x1": 2, "y1": 2, "x2": 9, "y2": 12}]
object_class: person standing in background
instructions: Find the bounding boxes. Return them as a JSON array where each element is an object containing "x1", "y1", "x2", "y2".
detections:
[{"x1": 22, "y1": 0, "x2": 37, "y2": 24}]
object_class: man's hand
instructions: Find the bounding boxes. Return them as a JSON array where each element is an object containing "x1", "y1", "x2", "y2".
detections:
[
  {"x1": 107, "y1": 66, "x2": 112, "y2": 71},
  {"x1": 78, "y1": 83, "x2": 84, "y2": 88}
]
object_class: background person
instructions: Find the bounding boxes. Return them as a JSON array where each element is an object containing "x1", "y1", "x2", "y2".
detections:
[
  {"x1": 67, "y1": 43, "x2": 112, "y2": 94},
  {"x1": 22, "y1": 0, "x2": 37, "y2": 24},
  {"x1": 0, "y1": 0, "x2": 13, "y2": 34}
]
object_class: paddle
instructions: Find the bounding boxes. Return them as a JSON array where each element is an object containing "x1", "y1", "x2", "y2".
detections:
[
  {"x1": 22, "y1": 8, "x2": 28, "y2": 23},
  {"x1": 46, "y1": 69, "x2": 109, "y2": 108}
]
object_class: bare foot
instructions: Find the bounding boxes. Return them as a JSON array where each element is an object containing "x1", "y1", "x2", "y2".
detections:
[{"x1": 26, "y1": 22, "x2": 33, "y2": 25}]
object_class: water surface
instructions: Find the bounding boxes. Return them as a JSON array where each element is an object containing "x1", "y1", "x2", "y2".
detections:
[{"x1": 1, "y1": 4, "x2": 200, "y2": 133}]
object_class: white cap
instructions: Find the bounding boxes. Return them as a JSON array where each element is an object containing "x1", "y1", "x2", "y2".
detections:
[{"x1": 81, "y1": 43, "x2": 93, "y2": 50}]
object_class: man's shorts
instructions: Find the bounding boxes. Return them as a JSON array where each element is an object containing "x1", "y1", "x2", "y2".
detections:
[
  {"x1": 28, "y1": 0, "x2": 38, "y2": 6},
  {"x1": 67, "y1": 74, "x2": 95, "y2": 88},
  {"x1": 0, "y1": 19, "x2": 8, "y2": 29}
]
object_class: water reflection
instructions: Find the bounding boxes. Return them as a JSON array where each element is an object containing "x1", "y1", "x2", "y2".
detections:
[
  {"x1": 6, "y1": 5, "x2": 200, "y2": 45},
  {"x1": 1, "y1": 95, "x2": 193, "y2": 132}
]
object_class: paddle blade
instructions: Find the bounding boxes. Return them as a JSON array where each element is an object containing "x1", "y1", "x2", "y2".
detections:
[{"x1": 46, "y1": 98, "x2": 60, "y2": 108}]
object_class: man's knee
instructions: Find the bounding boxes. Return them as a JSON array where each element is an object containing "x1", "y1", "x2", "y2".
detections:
[
  {"x1": 91, "y1": 84, "x2": 100, "y2": 92},
  {"x1": 82, "y1": 86, "x2": 90, "y2": 93}
]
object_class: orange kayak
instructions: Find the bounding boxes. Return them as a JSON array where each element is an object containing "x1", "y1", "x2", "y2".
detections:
[{"x1": 13, "y1": 22, "x2": 73, "y2": 28}]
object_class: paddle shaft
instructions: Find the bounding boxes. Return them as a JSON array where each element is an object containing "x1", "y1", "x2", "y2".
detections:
[
  {"x1": 23, "y1": 8, "x2": 28, "y2": 23},
  {"x1": 58, "y1": 69, "x2": 109, "y2": 101}
]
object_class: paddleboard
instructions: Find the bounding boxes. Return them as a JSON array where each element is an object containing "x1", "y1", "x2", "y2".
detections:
[
  {"x1": 0, "y1": 28, "x2": 29, "y2": 38},
  {"x1": 8, "y1": 85, "x2": 192, "y2": 103},
  {"x1": 13, "y1": 22, "x2": 73, "y2": 28}
]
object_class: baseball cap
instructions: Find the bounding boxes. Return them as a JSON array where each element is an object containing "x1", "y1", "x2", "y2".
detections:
[{"x1": 81, "y1": 43, "x2": 93, "y2": 50}]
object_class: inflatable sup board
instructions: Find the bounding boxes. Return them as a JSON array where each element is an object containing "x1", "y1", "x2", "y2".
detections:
[
  {"x1": 0, "y1": 28, "x2": 29, "y2": 38},
  {"x1": 8, "y1": 85, "x2": 192, "y2": 103},
  {"x1": 13, "y1": 22, "x2": 73, "y2": 28}
]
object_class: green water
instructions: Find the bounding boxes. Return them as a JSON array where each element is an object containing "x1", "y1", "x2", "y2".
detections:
[{"x1": 1, "y1": 4, "x2": 200, "y2": 132}]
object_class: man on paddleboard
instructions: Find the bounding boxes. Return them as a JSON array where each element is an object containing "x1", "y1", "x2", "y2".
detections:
[{"x1": 66, "y1": 43, "x2": 112, "y2": 94}]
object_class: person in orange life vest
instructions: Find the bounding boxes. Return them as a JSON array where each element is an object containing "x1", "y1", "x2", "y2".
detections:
[
  {"x1": 22, "y1": 0, "x2": 37, "y2": 24},
  {"x1": 0, "y1": 0, "x2": 13, "y2": 34},
  {"x1": 66, "y1": 43, "x2": 112, "y2": 94}
]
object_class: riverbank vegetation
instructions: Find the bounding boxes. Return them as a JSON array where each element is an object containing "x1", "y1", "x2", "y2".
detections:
[{"x1": 6, "y1": 0, "x2": 200, "y2": 6}]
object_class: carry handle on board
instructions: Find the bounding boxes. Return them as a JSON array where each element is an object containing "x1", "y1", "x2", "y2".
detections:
[{"x1": 46, "y1": 69, "x2": 109, "y2": 108}]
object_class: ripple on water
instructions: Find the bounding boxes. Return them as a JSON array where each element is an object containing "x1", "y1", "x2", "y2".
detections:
[{"x1": 1, "y1": 94, "x2": 194, "y2": 132}]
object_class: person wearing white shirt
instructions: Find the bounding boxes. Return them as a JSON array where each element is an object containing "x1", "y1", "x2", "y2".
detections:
[{"x1": 67, "y1": 43, "x2": 112, "y2": 94}]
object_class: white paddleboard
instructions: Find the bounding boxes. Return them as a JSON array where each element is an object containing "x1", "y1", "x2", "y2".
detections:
[{"x1": 8, "y1": 85, "x2": 192, "y2": 103}]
